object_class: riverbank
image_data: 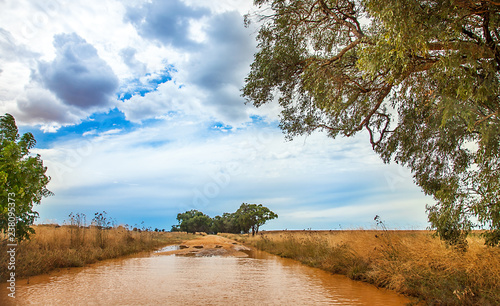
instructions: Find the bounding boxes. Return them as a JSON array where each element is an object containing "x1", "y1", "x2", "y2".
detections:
[
  {"x1": 221, "y1": 230, "x2": 500, "y2": 305},
  {"x1": 0, "y1": 225, "x2": 198, "y2": 280}
]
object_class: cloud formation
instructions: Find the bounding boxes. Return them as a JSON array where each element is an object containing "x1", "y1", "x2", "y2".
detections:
[
  {"x1": 122, "y1": 3, "x2": 257, "y2": 125},
  {"x1": 39, "y1": 33, "x2": 119, "y2": 110},
  {"x1": 34, "y1": 122, "x2": 429, "y2": 229},
  {"x1": 0, "y1": 28, "x2": 38, "y2": 62},
  {"x1": 120, "y1": 47, "x2": 147, "y2": 75},
  {"x1": 187, "y1": 11, "x2": 256, "y2": 123},
  {"x1": 16, "y1": 87, "x2": 83, "y2": 129},
  {"x1": 125, "y1": 0, "x2": 209, "y2": 49}
]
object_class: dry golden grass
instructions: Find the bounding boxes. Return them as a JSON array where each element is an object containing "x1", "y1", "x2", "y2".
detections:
[
  {"x1": 0, "y1": 225, "x2": 198, "y2": 279},
  {"x1": 222, "y1": 230, "x2": 500, "y2": 305}
]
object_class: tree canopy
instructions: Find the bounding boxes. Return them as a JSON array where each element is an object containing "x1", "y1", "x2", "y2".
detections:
[
  {"x1": 0, "y1": 113, "x2": 53, "y2": 240},
  {"x1": 175, "y1": 210, "x2": 213, "y2": 234},
  {"x1": 235, "y1": 203, "x2": 278, "y2": 235},
  {"x1": 243, "y1": 0, "x2": 500, "y2": 246}
]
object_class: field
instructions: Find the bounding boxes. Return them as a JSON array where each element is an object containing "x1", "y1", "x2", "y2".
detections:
[
  {"x1": 0, "y1": 225, "x2": 198, "y2": 280},
  {"x1": 222, "y1": 230, "x2": 500, "y2": 305}
]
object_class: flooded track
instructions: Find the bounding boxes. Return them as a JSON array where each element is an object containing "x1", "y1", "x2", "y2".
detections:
[{"x1": 1, "y1": 236, "x2": 409, "y2": 305}]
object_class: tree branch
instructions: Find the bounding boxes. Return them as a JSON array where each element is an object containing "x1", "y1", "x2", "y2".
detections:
[
  {"x1": 320, "y1": 37, "x2": 362, "y2": 67},
  {"x1": 461, "y1": 27, "x2": 483, "y2": 44},
  {"x1": 366, "y1": 112, "x2": 391, "y2": 149},
  {"x1": 318, "y1": 0, "x2": 365, "y2": 39},
  {"x1": 350, "y1": 84, "x2": 393, "y2": 136},
  {"x1": 475, "y1": 110, "x2": 499, "y2": 126}
]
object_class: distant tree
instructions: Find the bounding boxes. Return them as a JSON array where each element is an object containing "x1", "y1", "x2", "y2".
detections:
[
  {"x1": 176, "y1": 210, "x2": 212, "y2": 234},
  {"x1": 211, "y1": 215, "x2": 224, "y2": 234},
  {"x1": 235, "y1": 203, "x2": 278, "y2": 236},
  {"x1": 174, "y1": 205, "x2": 277, "y2": 235},
  {"x1": 0, "y1": 113, "x2": 53, "y2": 241},
  {"x1": 212, "y1": 212, "x2": 245, "y2": 234},
  {"x1": 243, "y1": 0, "x2": 500, "y2": 246}
]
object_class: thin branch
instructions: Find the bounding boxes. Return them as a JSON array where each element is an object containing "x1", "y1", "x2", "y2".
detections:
[
  {"x1": 349, "y1": 84, "x2": 393, "y2": 136},
  {"x1": 475, "y1": 111, "x2": 499, "y2": 126},
  {"x1": 320, "y1": 37, "x2": 362, "y2": 67},
  {"x1": 461, "y1": 27, "x2": 483, "y2": 43},
  {"x1": 311, "y1": 123, "x2": 345, "y2": 132},
  {"x1": 318, "y1": 0, "x2": 365, "y2": 39},
  {"x1": 366, "y1": 112, "x2": 391, "y2": 149}
]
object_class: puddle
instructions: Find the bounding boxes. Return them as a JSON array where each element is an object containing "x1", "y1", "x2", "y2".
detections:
[{"x1": 154, "y1": 245, "x2": 180, "y2": 253}]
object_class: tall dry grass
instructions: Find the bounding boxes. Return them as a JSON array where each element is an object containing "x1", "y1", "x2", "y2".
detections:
[
  {"x1": 0, "y1": 225, "x2": 198, "y2": 280},
  {"x1": 222, "y1": 230, "x2": 500, "y2": 305}
]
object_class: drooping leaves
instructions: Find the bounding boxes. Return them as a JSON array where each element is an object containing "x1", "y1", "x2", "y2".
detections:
[{"x1": 243, "y1": 0, "x2": 500, "y2": 246}]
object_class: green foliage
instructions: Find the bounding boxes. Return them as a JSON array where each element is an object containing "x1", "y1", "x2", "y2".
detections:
[
  {"x1": 0, "y1": 113, "x2": 53, "y2": 241},
  {"x1": 235, "y1": 203, "x2": 278, "y2": 235},
  {"x1": 211, "y1": 212, "x2": 242, "y2": 234},
  {"x1": 174, "y1": 204, "x2": 278, "y2": 234},
  {"x1": 243, "y1": 0, "x2": 500, "y2": 246},
  {"x1": 176, "y1": 210, "x2": 213, "y2": 234},
  {"x1": 427, "y1": 204, "x2": 471, "y2": 251}
]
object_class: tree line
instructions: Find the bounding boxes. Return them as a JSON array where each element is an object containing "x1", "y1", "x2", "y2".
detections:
[{"x1": 172, "y1": 203, "x2": 278, "y2": 235}]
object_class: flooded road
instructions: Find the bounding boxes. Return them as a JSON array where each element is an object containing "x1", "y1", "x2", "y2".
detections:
[{"x1": 1, "y1": 236, "x2": 409, "y2": 305}]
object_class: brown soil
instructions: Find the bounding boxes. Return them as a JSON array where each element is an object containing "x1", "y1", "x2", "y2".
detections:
[{"x1": 155, "y1": 235, "x2": 251, "y2": 257}]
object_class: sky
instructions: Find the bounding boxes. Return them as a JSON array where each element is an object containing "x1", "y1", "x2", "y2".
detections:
[{"x1": 0, "y1": 0, "x2": 433, "y2": 231}]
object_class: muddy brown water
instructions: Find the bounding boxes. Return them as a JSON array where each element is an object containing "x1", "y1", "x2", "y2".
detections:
[{"x1": 1, "y1": 245, "x2": 409, "y2": 305}]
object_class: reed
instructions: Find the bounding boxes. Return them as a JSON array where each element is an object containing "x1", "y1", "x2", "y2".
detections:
[
  {"x1": 222, "y1": 230, "x2": 500, "y2": 305},
  {"x1": 0, "y1": 225, "x2": 198, "y2": 280}
]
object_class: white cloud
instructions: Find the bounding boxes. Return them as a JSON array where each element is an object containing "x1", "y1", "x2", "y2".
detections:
[
  {"x1": 38, "y1": 33, "x2": 119, "y2": 110},
  {"x1": 34, "y1": 121, "x2": 431, "y2": 228},
  {"x1": 117, "y1": 79, "x2": 205, "y2": 123},
  {"x1": 1, "y1": 0, "x2": 261, "y2": 129},
  {"x1": 119, "y1": 1, "x2": 258, "y2": 126},
  {"x1": 120, "y1": 47, "x2": 147, "y2": 75}
]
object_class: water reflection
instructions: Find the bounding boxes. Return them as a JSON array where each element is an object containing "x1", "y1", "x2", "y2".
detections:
[{"x1": 1, "y1": 247, "x2": 409, "y2": 305}]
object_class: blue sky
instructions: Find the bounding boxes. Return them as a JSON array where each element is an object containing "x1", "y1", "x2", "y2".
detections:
[{"x1": 0, "y1": 0, "x2": 432, "y2": 230}]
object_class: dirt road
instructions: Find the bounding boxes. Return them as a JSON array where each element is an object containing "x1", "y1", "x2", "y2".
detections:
[{"x1": 155, "y1": 235, "x2": 252, "y2": 257}]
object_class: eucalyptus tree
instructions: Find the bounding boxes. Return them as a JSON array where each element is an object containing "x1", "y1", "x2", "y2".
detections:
[
  {"x1": 176, "y1": 210, "x2": 213, "y2": 234},
  {"x1": 211, "y1": 212, "x2": 242, "y2": 234},
  {"x1": 236, "y1": 203, "x2": 278, "y2": 235},
  {"x1": 243, "y1": 0, "x2": 500, "y2": 245},
  {"x1": 0, "y1": 114, "x2": 53, "y2": 241}
]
